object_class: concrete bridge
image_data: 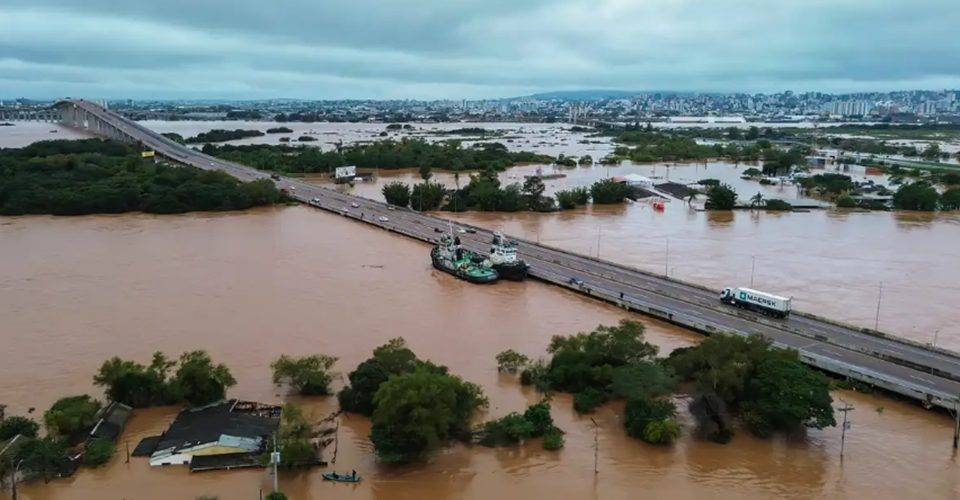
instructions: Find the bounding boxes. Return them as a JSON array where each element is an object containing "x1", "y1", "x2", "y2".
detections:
[{"x1": 51, "y1": 99, "x2": 960, "y2": 414}]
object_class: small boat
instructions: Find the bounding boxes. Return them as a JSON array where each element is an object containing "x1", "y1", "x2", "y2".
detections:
[{"x1": 323, "y1": 471, "x2": 361, "y2": 483}]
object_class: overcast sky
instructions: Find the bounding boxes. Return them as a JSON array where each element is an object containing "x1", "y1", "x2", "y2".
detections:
[{"x1": 1, "y1": 0, "x2": 958, "y2": 100}]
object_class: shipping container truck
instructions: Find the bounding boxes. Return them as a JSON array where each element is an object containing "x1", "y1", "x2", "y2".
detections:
[{"x1": 720, "y1": 287, "x2": 792, "y2": 318}]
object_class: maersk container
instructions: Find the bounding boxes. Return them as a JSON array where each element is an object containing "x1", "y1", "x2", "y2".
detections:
[{"x1": 720, "y1": 287, "x2": 791, "y2": 318}]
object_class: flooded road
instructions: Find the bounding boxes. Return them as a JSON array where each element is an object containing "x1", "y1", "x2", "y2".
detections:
[{"x1": 2, "y1": 207, "x2": 959, "y2": 499}]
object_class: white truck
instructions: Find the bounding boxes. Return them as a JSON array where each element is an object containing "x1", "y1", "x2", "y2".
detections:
[{"x1": 720, "y1": 287, "x2": 792, "y2": 318}]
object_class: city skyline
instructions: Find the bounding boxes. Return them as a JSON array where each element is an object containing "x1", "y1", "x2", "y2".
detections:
[{"x1": 2, "y1": 0, "x2": 959, "y2": 100}]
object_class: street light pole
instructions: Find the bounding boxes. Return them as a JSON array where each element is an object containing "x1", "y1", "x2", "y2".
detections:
[
  {"x1": 750, "y1": 256, "x2": 757, "y2": 287},
  {"x1": 596, "y1": 225, "x2": 602, "y2": 259}
]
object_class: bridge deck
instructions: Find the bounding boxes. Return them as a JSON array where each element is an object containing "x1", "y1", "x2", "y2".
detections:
[{"x1": 58, "y1": 99, "x2": 960, "y2": 410}]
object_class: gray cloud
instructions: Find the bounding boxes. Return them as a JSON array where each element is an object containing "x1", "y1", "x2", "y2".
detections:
[{"x1": 1, "y1": 0, "x2": 958, "y2": 99}]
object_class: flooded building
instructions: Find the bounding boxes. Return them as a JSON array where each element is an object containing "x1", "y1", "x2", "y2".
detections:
[{"x1": 134, "y1": 400, "x2": 280, "y2": 471}]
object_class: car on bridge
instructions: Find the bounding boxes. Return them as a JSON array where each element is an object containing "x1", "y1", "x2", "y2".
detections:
[{"x1": 378, "y1": 216, "x2": 389, "y2": 222}]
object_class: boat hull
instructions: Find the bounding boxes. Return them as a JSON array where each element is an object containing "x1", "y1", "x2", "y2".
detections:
[
  {"x1": 492, "y1": 262, "x2": 528, "y2": 281},
  {"x1": 431, "y1": 250, "x2": 499, "y2": 284}
]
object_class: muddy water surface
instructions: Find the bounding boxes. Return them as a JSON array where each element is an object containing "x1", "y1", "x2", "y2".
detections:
[{"x1": 2, "y1": 207, "x2": 959, "y2": 499}]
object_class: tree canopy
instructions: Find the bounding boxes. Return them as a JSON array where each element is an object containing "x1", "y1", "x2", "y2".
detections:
[
  {"x1": 0, "y1": 139, "x2": 282, "y2": 215},
  {"x1": 271, "y1": 354, "x2": 338, "y2": 396}
]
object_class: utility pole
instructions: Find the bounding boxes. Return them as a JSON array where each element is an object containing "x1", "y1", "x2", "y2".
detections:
[
  {"x1": 836, "y1": 402, "x2": 854, "y2": 459},
  {"x1": 874, "y1": 281, "x2": 883, "y2": 331},
  {"x1": 11, "y1": 459, "x2": 23, "y2": 500},
  {"x1": 933, "y1": 329, "x2": 941, "y2": 348},
  {"x1": 271, "y1": 433, "x2": 280, "y2": 494},
  {"x1": 590, "y1": 418, "x2": 599, "y2": 474},
  {"x1": 750, "y1": 256, "x2": 757, "y2": 287}
]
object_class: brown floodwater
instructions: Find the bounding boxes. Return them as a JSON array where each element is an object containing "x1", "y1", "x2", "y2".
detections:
[{"x1": 2, "y1": 207, "x2": 960, "y2": 499}]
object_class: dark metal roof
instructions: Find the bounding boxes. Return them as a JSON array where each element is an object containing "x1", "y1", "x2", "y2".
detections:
[{"x1": 154, "y1": 400, "x2": 280, "y2": 453}]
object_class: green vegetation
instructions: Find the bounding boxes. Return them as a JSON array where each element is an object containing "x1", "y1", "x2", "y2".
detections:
[
  {"x1": 411, "y1": 182, "x2": 446, "y2": 211},
  {"x1": 271, "y1": 354, "x2": 338, "y2": 396},
  {"x1": 761, "y1": 146, "x2": 808, "y2": 176},
  {"x1": 554, "y1": 154, "x2": 577, "y2": 167},
  {"x1": 495, "y1": 349, "x2": 530, "y2": 373},
  {"x1": 835, "y1": 194, "x2": 858, "y2": 208},
  {"x1": 624, "y1": 398, "x2": 679, "y2": 445},
  {"x1": 338, "y1": 338, "x2": 426, "y2": 416},
  {"x1": 704, "y1": 183, "x2": 738, "y2": 210},
  {"x1": 798, "y1": 173, "x2": 855, "y2": 198},
  {"x1": 0, "y1": 415, "x2": 39, "y2": 440},
  {"x1": 614, "y1": 130, "x2": 717, "y2": 161},
  {"x1": 266, "y1": 127, "x2": 293, "y2": 134},
  {"x1": 204, "y1": 139, "x2": 551, "y2": 175},
  {"x1": 475, "y1": 401, "x2": 563, "y2": 450},
  {"x1": 94, "y1": 350, "x2": 236, "y2": 408},
  {"x1": 555, "y1": 187, "x2": 590, "y2": 209},
  {"x1": 892, "y1": 182, "x2": 940, "y2": 211},
  {"x1": 266, "y1": 492, "x2": 288, "y2": 500},
  {"x1": 338, "y1": 338, "x2": 486, "y2": 462},
  {"x1": 509, "y1": 320, "x2": 682, "y2": 445},
  {"x1": 14, "y1": 436, "x2": 70, "y2": 483},
  {"x1": 185, "y1": 129, "x2": 264, "y2": 143},
  {"x1": 0, "y1": 139, "x2": 282, "y2": 216},
  {"x1": 941, "y1": 188, "x2": 960, "y2": 210},
  {"x1": 297, "y1": 135, "x2": 318, "y2": 142},
  {"x1": 382, "y1": 181, "x2": 411, "y2": 206},
  {"x1": 82, "y1": 437, "x2": 115, "y2": 467},
  {"x1": 668, "y1": 334, "x2": 835, "y2": 440},
  {"x1": 272, "y1": 405, "x2": 319, "y2": 468},
  {"x1": 763, "y1": 199, "x2": 792, "y2": 211},
  {"x1": 370, "y1": 367, "x2": 486, "y2": 463},
  {"x1": 590, "y1": 178, "x2": 629, "y2": 204},
  {"x1": 43, "y1": 395, "x2": 101, "y2": 438},
  {"x1": 162, "y1": 132, "x2": 185, "y2": 143},
  {"x1": 578, "y1": 155, "x2": 593, "y2": 165}
]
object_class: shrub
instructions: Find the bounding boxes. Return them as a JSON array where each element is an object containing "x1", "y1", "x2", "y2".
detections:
[
  {"x1": 763, "y1": 199, "x2": 792, "y2": 211},
  {"x1": 705, "y1": 184, "x2": 737, "y2": 210},
  {"x1": 573, "y1": 388, "x2": 607, "y2": 414},
  {"x1": 83, "y1": 437, "x2": 115, "y2": 467},
  {"x1": 382, "y1": 181, "x2": 411, "y2": 207},
  {"x1": 370, "y1": 368, "x2": 486, "y2": 462},
  {"x1": 590, "y1": 178, "x2": 629, "y2": 204},
  {"x1": 542, "y1": 428, "x2": 565, "y2": 450},
  {"x1": 44, "y1": 395, "x2": 101, "y2": 438},
  {"x1": 271, "y1": 354, "x2": 338, "y2": 395},
  {"x1": 496, "y1": 350, "x2": 529, "y2": 373},
  {"x1": 624, "y1": 398, "x2": 678, "y2": 443},
  {"x1": 0, "y1": 416, "x2": 39, "y2": 440},
  {"x1": 893, "y1": 182, "x2": 939, "y2": 211},
  {"x1": 835, "y1": 195, "x2": 857, "y2": 208}
]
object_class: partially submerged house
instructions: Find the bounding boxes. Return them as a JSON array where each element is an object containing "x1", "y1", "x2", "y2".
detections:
[{"x1": 134, "y1": 400, "x2": 281, "y2": 472}]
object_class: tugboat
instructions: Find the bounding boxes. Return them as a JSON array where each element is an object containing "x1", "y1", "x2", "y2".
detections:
[
  {"x1": 431, "y1": 233, "x2": 499, "y2": 284},
  {"x1": 483, "y1": 231, "x2": 528, "y2": 281}
]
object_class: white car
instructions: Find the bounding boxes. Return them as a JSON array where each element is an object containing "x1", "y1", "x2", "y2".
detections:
[
  {"x1": 378, "y1": 216, "x2": 389, "y2": 222},
  {"x1": 387, "y1": 206, "x2": 396, "y2": 211},
  {"x1": 311, "y1": 197, "x2": 320, "y2": 203},
  {"x1": 457, "y1": 228, "x2": 467, "y2": 234},
  {"x1": 351, "y1": 202, "x2": 360, "y2": 208}
]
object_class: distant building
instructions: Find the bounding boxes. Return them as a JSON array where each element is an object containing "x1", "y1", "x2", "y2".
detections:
[{"x1": 334, "y1": 165, "x2": 357, "y2": 184}]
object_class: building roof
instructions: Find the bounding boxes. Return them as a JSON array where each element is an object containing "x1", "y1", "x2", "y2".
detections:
[
  {"x1": 89, "y1": 401, "x2": 133, "y2": 442},
  {"x1": 149, "y1": 400, "x2": 280, "y2": 457}
]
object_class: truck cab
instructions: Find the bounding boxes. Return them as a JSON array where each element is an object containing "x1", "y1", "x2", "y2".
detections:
[{"x1": 720, "y1": 287, "x2": 734, "y2": 303}]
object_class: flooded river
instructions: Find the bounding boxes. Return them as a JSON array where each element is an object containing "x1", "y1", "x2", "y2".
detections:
[{"x1": 2, "y1": 207, "x2": 960, "y2": 499}]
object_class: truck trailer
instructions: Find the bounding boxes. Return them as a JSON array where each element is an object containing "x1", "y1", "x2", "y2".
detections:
[{"x1": 720, "y1": 287, "x2": 791, "y2": 318}]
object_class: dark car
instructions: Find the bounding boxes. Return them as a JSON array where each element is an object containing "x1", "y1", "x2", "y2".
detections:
[{"x1": 270, "y1": 173, "x2": 281, "y2": 180}]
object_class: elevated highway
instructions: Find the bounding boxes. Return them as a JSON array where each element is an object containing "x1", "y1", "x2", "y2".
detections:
[{"x1": 55, "y1": 99, "x2": 960, "y2": 411}]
